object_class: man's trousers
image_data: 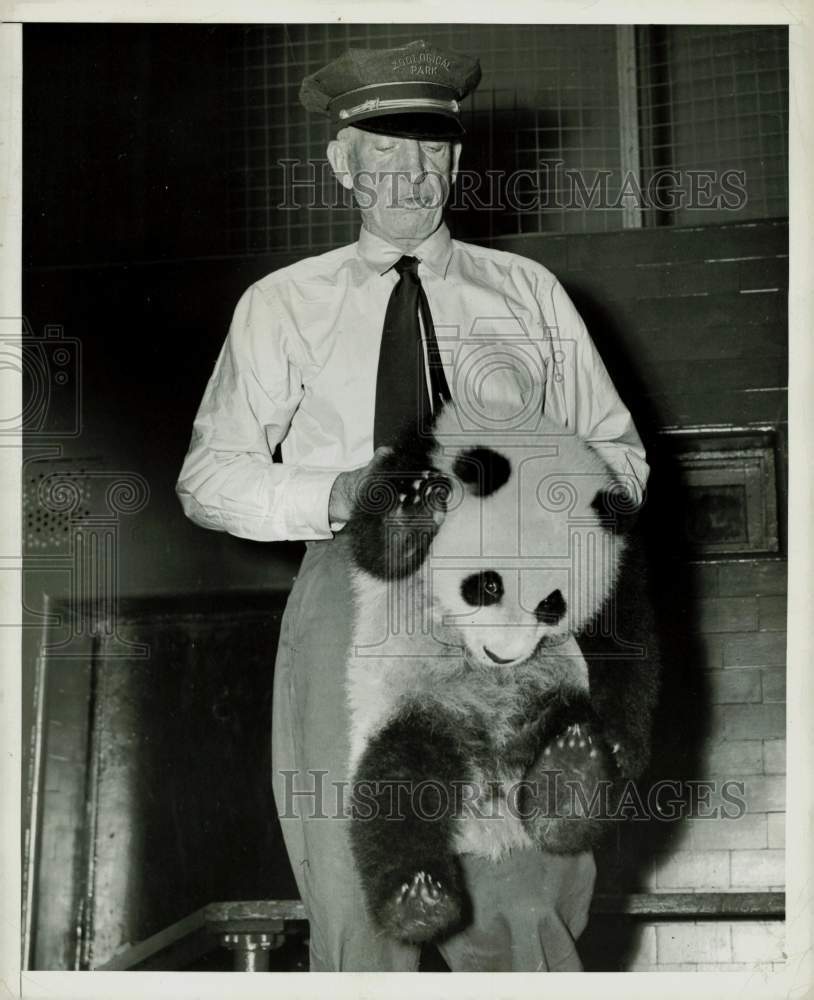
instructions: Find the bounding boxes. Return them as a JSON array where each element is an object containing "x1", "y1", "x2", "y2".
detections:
[{"x1": 270, "y1": 535, "x2": 596, "y2": 972}]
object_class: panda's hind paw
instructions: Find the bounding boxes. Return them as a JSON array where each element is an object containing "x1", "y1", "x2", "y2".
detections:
[{"x1": 379, "y1": 869, "x2": 462, "y2": 943}]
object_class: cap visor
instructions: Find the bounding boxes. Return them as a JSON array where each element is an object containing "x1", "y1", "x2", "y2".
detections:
[{"x1": 345, "y1": 111, "x2": 465, "y2": 140}]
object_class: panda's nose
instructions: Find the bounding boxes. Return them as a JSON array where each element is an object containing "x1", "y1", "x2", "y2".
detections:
[{"x1": 483, "y1": 646, "x2": 515, "y2": 664}]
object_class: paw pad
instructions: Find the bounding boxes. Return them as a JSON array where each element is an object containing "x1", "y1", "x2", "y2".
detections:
[
  {"x1": 396, "y1": 470, "x2": 442, "y2": 511},
  {"x1": 380, "y1": 868, "x2": 461, "y2": 943},
  {"x1": 398, "y1": 870, "x2": 443, "y2": 904},
  {"x1": 553, "y1": 722, "x2": 593, "y2": 751}
]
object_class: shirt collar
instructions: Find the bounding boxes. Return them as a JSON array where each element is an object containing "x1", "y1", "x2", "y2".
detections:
[{"x1": 357, "y1": 222, "x2": 454, "y2": 279}]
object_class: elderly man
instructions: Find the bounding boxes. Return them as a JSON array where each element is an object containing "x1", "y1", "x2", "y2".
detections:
[{"x1": 177, "y1": 39, "x2": 648, "y2": 972}]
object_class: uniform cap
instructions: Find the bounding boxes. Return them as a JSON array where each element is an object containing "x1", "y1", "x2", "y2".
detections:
[{"x1": 299, "y1": 39, "x2": 481, "y2": 139}]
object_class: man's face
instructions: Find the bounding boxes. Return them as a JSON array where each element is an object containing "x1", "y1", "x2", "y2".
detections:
[{"x1": 329, "y1": 127, "x2": 462, "y2": 245}]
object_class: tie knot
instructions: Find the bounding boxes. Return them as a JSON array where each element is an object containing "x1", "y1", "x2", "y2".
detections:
[{"x1": 393, "y1": 255, "x2": 420, "y2": 277}]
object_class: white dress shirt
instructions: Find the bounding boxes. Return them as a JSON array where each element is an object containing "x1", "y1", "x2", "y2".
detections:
[{"x1": 176, "y1": 222, "x2": 649, "y2": 542}]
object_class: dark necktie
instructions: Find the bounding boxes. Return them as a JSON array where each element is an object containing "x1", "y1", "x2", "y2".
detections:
[{"x1": 373, "y1": 255, "x2": 451, "y2": 449}]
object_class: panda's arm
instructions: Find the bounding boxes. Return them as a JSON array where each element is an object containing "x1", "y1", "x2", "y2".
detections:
[{"x1": 348, "y1": 427, "x2": 448, "y2": 580}]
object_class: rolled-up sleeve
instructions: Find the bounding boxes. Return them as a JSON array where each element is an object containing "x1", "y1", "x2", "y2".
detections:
[
  {"x1": 549, "y1": 280, "x2": 650, "y2": 506},
  {"x1": 176, "y1": 283, "x2": 342, "y2": 541}
]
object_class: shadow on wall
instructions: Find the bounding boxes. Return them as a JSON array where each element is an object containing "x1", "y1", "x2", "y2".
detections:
[
  {"x1": 562, "y1": 285, "x2": 710, "y2": 971},
  {"x1": 579, "y1": 499, "x2": 710, "y2": 968}
]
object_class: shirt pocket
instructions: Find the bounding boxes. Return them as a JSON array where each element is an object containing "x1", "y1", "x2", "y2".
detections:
[{"x1": 448, "y1": 335, "x2": 548, "y2": 430}]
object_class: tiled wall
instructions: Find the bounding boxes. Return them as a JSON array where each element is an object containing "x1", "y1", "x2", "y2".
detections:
[
  {"x1": 612, "y1": 554, "x2": 787, "y2": 971},
  {"x1": 628, "y1": 919, "x2": 787, "y2": 971}
]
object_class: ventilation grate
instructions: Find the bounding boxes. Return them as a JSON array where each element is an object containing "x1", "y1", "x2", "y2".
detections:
[{"x1": 23, "y1": 458, "x2": 105, "y2": 555}]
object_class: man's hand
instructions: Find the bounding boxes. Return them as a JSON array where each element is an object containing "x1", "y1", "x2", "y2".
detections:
[{"x1": 329, "y1": 446, "x2": 391, "y2": 524}]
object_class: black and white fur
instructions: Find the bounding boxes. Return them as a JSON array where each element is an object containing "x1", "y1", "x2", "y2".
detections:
[{"x1": 346, "y1": 403, "x2": 659, "y2": 944}]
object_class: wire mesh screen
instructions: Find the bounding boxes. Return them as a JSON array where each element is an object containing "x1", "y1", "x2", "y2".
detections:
[
  {"x1": 227, "y1": 23, "x2": 625, "y2": 253},
  {"x1": 227, "y1": 24, "x2": 788, "y2": 252},
  {"x1": 637, "y1": 26, "x2": 788, "y2": 226}
]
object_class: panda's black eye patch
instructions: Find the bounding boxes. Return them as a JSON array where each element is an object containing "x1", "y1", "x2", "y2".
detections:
[
  {"x1": 453, "y1": 447, "x2": 511, "y2": 497},
  {"x1": 535, "y1": 589, "x2": 566, "y2": 625},
  {"x1": 461, "y1": 570, "x2": 504, "y2": 607}
]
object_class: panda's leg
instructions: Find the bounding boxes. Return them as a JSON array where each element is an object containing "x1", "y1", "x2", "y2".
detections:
[
  {"x1": 519, "y1": 685, "x2": 618, "y2": 854},
  {"x1": 547, "y1": 651, "x2": 658, "y2": 856},
  {"x1": 521, "y1": 592, "x2": 660, "y2": 855},
  {"x1": 581, "y1": 538, "x2": 660, "y2": 781},
  {"x1": 581, "y1": 633, "x2": 660, "y2": 784},
  {"x1": 350, "y1": 703, "x2": 470, "y2": 944}
]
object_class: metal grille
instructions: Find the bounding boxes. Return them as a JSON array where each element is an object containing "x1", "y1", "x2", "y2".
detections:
[
  {"x1": 227, "y1": 23, "x2": 625, "y2": 252},
  {"x1": 637, "y1": 26, "x2": 788, "y2": 226},
  {"x1": 227, "y1": 24, "x2": 788, "y2": 251}
]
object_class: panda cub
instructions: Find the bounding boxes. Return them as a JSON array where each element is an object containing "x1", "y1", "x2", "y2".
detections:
[{"x1": 347, "y1": 402, "x2": 659, "y2": 945}]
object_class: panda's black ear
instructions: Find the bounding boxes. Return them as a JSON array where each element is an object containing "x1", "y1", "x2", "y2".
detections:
[
  {"x1": 591, "y1": 482, "x2": 641, "y2": 533},
  {"x1": 453, "y1": 447, "x2": 511, "y2": 497},
  {"x1": 348, "y1": 449, "x2": 450, "y2": 579}
]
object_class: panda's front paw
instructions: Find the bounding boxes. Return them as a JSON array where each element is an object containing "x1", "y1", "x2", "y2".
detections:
[
  {"x1": 351, "y1": 465, "x2": 450, "y2": 579},
  {"x1": 396, "y1": 469, "x2": 431, "y2": 507},
  {"x1": 377, "y1": 869, "x2": 463, "y2": 944},
  {"x1": 394, "y1": 470, "x2": 449, "y2": 519}
]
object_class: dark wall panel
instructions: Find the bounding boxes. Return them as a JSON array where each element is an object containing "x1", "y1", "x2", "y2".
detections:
[
  {"x1": 29, "y1": 594, "x2": 295, "y2": 970},
  {"x1": 23, "y1": 24, "x2": 235, "y2": 268},
  {"x1": 496, "y1": 220, "x2": 788, "y2": 437}
]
